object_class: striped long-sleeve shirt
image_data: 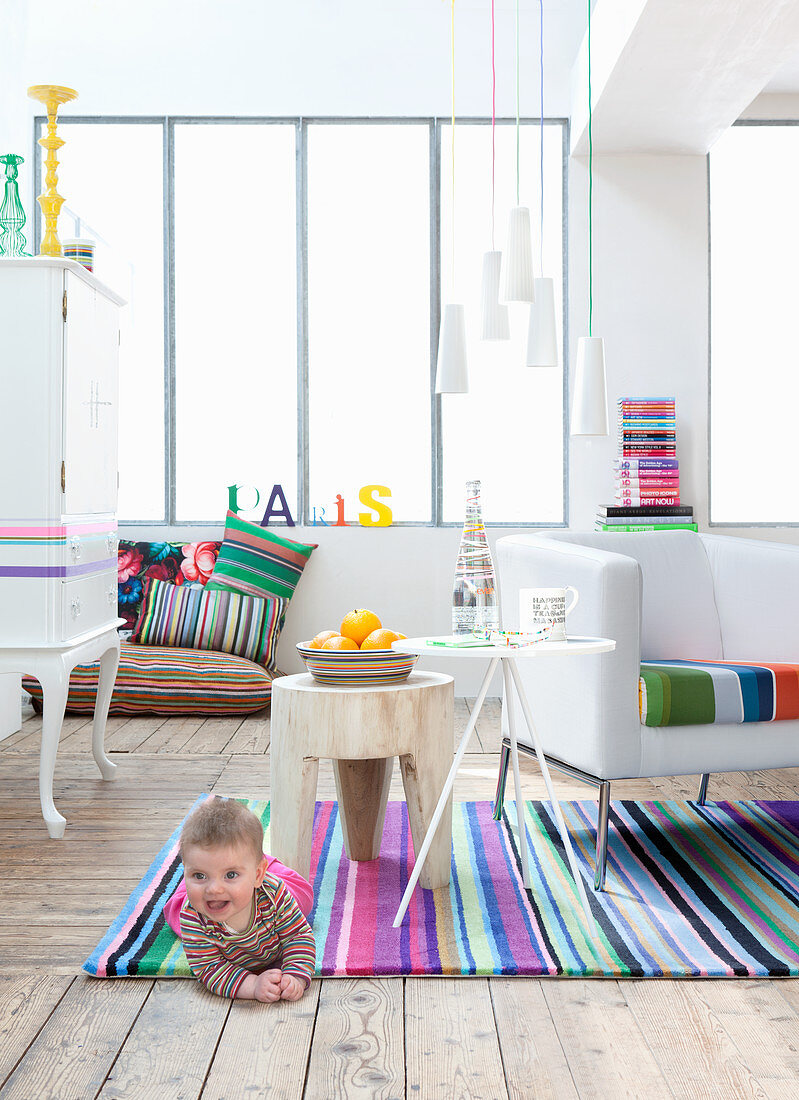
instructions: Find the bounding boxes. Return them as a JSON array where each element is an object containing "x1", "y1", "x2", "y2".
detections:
[{"x1": 179, "y1": 871, "x2": 316, "y2": 998}]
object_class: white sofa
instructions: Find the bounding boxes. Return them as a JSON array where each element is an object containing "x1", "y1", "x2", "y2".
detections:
[{"x1": 496, "y1": 530, "x2": 799, "y2": 887}]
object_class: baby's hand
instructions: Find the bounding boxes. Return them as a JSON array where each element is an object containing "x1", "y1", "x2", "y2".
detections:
[
  {"x1": 254, "y1": 969, "x2": 283, "y2": 1003},
  {"x1": 279, "y1": 972, "x2": 306, "y2": 1001}
]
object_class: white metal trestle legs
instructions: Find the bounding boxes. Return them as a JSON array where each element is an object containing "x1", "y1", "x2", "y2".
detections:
[
  {"x1": 506, "y1": 659, "x2": 598, "y2": 936},
  {"x1": 392, "y1": 656, "x2": 500, "y2": 928},
  {"x1": 392, "y1": 650, "x2": 600, "y2": 942},
  {"x1": 502, "y1": 660, "x2": 531, "y2": 889}
]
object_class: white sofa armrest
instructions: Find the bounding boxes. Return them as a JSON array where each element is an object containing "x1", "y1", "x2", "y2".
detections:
[
  {"x1": 701, "y1": 534, "x2": 799, "y2": 661},
  {"x1": 497, "y1": 534, "x2": 644, "y2": 779}
]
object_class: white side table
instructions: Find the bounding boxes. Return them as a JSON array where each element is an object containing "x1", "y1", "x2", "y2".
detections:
[
  {"x1": 391, "y1": 635, "x2": 615, "y2": 936},
  {"x1": 0, "y1": 621, "x2": 123, "y2": 837}
]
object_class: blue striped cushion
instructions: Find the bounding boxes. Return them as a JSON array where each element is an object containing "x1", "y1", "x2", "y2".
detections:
[
  {"x1": 131, "y1": 577, "x2": 286, "y2": 667},
  {"x1": 639, "y1": 659, "x2": 799, "y2": 726},
  {"x1": 22, "y1": 644, "x2": 276, "y2": 715}
]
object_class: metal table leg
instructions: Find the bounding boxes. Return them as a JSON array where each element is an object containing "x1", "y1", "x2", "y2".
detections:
[
  {"x1": 506, "y1": 658, "x2": 598, "y2": 938},
  {"x1": 393, "y1": 655, "x2": 500, "y2": 928}
]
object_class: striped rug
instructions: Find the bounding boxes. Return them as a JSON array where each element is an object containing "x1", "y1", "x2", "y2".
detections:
[{"x1": 83, "y1": 798, "x2": 799, "y2": 979}]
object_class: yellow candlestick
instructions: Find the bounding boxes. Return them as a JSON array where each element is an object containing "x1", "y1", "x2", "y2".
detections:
[{"x1": 27, "y1": 84, "x2": 78, "y2": 257}]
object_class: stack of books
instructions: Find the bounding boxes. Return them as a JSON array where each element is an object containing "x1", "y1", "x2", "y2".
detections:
[{"x1": 595, "y1": 398, "x2": 697, "y2": 532}]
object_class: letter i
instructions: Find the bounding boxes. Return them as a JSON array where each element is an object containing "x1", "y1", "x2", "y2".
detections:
[{"x1": 335, "y1": 494, "x2": 347, "y2": 526}]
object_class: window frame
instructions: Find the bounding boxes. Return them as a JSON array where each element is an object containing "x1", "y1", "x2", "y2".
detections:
[
  {"x1": 34, "y1": 114, "x2": 569, "y2": 528},
  {"x1": 708, "y1": 118, "x2": 799, "y2": 528}
]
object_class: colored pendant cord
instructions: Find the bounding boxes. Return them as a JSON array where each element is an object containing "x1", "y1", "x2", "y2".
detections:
[
  {"x1": 515, "y1": 0, "x2": 520, "y2": 204},
  {"x1": 451, "y1": 0, "x2": 457, "y2": 289},
  {"x1": 538, "y1": 0, "x2": 545, "y2": 273},
  {"x1": 588, "y1": 0, "x2": 594, "y2": 337},
  {"x1": 491, "y1": 0, "x2": 497, "y2": 249}
]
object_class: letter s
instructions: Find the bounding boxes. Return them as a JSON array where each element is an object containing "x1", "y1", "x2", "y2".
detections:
[{"x1": 358, "y1": 484, "x2": 392, "y2": 527}]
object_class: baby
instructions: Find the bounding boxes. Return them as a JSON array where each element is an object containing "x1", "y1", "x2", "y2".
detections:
[{"x1": 175, "y1": 796, "x2": 315, "y2": 1002}]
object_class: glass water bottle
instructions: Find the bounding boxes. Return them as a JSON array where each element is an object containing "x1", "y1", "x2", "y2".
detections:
[{"x1": 452, "y1": 480, "x2": 499, "y2": 634}]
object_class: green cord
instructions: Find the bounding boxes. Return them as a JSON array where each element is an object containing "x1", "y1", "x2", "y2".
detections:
[
  {"x1": 588, "y1": 0, "x2": 593, "y2": 337},
  {"x1": 515, "y1": 0, "x2": 520, "y2": 204}
]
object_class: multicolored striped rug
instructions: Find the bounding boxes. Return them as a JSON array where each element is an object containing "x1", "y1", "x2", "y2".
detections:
[{"x1": 83, "y1": 798, "x2": 799, "y2": 979}]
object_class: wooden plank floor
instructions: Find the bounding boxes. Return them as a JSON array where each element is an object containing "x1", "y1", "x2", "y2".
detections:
[{"x1": 1, "y1": 702, "x2": 799, "y2": 1099}]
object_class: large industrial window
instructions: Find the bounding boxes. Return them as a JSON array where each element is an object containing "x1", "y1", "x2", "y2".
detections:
[
  {"x1": 710, "y1": 122, "x2": 799, "y2": 525},
  {"x1": 38, "y1": 117, "x2": 568, "y2": 526}
]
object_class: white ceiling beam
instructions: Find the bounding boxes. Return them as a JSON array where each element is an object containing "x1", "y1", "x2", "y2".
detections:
[{"x1": 570, "y1": 0, "x2": 799, "y2": 154}]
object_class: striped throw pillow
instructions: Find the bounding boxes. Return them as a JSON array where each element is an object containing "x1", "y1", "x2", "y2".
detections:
[
  {"x1": 205, "y1": 510, "x2": 317, "y2": 603},
  {"x1": 22, "y1": 643, "x2": 275, "y2": 715},
  {"x1": 131, "y1": 577, "x2": 286, "y2": 667}
]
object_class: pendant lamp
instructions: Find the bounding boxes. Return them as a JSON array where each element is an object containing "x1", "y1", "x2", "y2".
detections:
[
  {"x1": 436, "y1": 304, "x2": 468, "y2": 393},
  {"x1": 501, "y1": 0, "x2": 535, "y2": 305},
  {"x1": 570, "y1": 0, "x2": 608, "y2": 434},
  {"x1": 526, "y1": 276, "x2": 558, "y2": 366},
  {"x1": 525, "y1": 0, "x2": 558, "y2": 367},
  {"x1": 480, "y1": 251, "x2": 510, "y2": 340},
  {"x1": 480, "y1": 0, "x2": 509, "y2": 341},
  {"x1": 436, "y1": 0, "x2": 469, "y2": 393}
]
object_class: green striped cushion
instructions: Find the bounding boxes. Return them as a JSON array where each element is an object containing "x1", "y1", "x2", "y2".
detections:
[
  {"x1": 22, "y1": 643, "x2": 275, "y2": 715},
  {"x1": 205, "y1": 510, "x2": 317, "y2": 602},
  {"x1": 131, "y1": 577, "x2": 286, "y2": 667}
]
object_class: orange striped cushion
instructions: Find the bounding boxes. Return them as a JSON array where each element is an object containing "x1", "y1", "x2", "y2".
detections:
[{"x1": 22, "y1": 643, "x2": 276, "y2": 715}]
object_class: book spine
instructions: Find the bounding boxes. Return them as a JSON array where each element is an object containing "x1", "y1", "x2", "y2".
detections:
[
  {"x1": 620, "y1": 400, "x2": 677, "y2": 409},
  {"x1": 621, "y1": 449, "x2": 677, "y2": 456},
  {"x1": 597, "y1": 515, "x2": 693, "y2": 525},
  {"x1": 615, "y1": 479, "x2": 680, "y2": 489},
  {"x1": 620, "y1": 433, "x2": 677, "y2": 442},
  {"x1": 616, "y1": 489, "x2": 682, "y2": 497},
  {"x1": 615, "y1": 459, "x2": 679, "y2": 470},
  {"x1": 595, "y1": 523, "x2": 698, "y2": 533},
  {"x1": 599, "y1": 505, "x2": 692, "y2": 516},
  {"x1": 616, "y1": 497, "x2": 681, "y2": 506}
]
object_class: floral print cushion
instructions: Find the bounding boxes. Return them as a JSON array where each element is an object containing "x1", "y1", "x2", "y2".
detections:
[{"x1": 117, "y1": 540, "x2": 221, "y2": 631}]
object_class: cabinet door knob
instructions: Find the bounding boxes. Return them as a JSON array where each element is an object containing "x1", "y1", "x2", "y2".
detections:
[
  {"x1": 71, "y1": 597, "x2": 82, "y2": 619},
  {"x1": 107, "y1": 534, "x2": 118, "y2": 555},
  {"x1": 107, "y1": 586, "x2": 116, "y2": 605},
  {"x1": 69, "y1": 537, "x2": 81, "y2": 560}
]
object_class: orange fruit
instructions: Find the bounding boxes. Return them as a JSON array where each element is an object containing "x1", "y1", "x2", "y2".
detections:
[
  {"x1": 308, "y1": 630, "x2": 339, "y2": 649},
  {"x1": 360, "y1": 628, "x2": 401, "y2": 650},
  {"x1": 340, "y1": 609, "x2": 382, "y2": 647},
  {"x1": 321, "y1": 634, "x2": 359, "y2": 651},
  {"x1": 395, "y1": 632, "x2": 407, "y2": 640}
]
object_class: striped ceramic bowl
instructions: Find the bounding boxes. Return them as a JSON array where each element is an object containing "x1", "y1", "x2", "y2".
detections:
[{"x1": 296, "y1": 642, "x2": 418, "y2": 686}]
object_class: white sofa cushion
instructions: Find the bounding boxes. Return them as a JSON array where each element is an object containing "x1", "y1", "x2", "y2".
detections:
[{"x1": 544, "y1": 531, "x2": 722, "y2": 660}]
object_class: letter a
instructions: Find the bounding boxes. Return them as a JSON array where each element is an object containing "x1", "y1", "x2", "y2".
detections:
[{"x1": 260, "y1": 484, "x2": 296, "y2": 527}]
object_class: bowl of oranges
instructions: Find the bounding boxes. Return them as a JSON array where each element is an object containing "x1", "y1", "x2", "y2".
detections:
[{"x1": 297, "y1": 609, "x2": 417, "y2": 686}]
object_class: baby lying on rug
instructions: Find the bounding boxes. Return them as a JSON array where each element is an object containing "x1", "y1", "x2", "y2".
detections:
[{"x1": 165, "y1": 796, "x2": 315, "y2": 1001}]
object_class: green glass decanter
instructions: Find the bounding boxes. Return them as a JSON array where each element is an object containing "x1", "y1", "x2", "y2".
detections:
[{"x1": 0, "y1": 154, "x2": 30, "y2": 257}]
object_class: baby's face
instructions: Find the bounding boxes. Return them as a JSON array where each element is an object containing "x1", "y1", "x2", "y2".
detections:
[{"x1": 183, "y1": 842, "x2": 266, "y2": 928}]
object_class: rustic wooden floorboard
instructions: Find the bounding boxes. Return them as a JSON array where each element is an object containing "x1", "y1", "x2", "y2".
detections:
[
  {"x1": 201, "y1": 981, "x2": 320, "y2": 1100},
  {"x1": 1, "y1": 700, "x2": 799, "y2": 1099}
]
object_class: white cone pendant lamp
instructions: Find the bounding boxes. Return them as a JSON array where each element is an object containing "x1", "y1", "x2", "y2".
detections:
[
  {"x1": 525, "y1": 276, "x2": 557, "y2": 366},
  {"x1": 436, "y1": 303, "x2": 468, "y2": 393},
  {"x1": 570, "y1": 0, "x2": 608, "y2": 436},
  {"x1": 437, "y1": 0, "x2": 469, "y2": 394},
  {"x1": 571, "y1": 336, "x2": 608, "y2": 434},
  {"x1": 480, "y1": 251, "x2": 510, "y2": 340},
  {"x1": 501, "y1": 206, "x2": 535, "y2": 303}
]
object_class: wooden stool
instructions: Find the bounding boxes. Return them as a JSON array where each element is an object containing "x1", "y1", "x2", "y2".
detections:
[{"x1": 270, "y1": 671, "x2": 453, "y2": 890}]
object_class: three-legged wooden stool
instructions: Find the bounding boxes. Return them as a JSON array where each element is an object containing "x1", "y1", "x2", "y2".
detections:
[{"x1": 270, "y1": 671, "x2": 453, "y2": 889}]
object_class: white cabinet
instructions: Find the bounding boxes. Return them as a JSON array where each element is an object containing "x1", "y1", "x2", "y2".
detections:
[{"x1": 0, "y1": 258, "x2": 124, "y2": 645}]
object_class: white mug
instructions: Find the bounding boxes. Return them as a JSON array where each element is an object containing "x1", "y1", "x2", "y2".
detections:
[{"x1": 519, "y1": 586, "x2": 579, "y2": 643}]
